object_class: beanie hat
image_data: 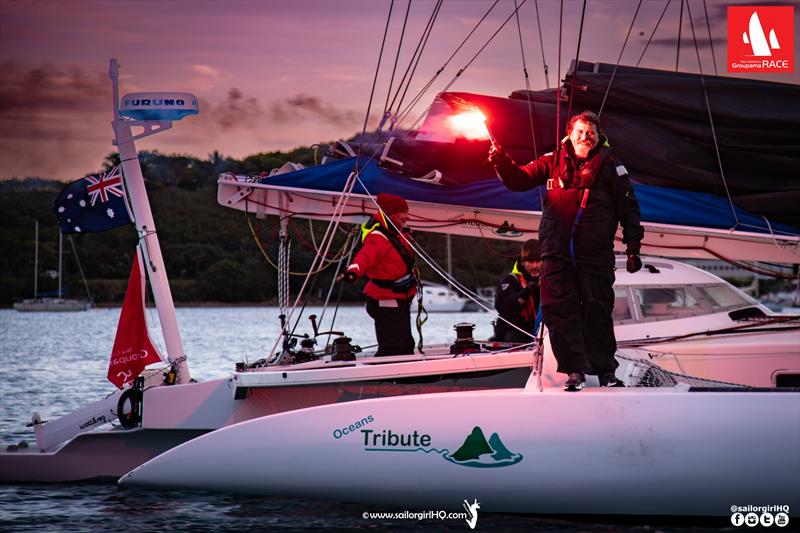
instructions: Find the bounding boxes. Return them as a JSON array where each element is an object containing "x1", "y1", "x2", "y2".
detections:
[
  {"x1": 520, "y1": 239, "x2": 540, "y2": 262},
  {"x1": 377, "y1": 193, "x2": 409, "y2": 216}
]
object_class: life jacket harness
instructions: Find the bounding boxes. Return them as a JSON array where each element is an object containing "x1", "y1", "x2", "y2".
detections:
[
  {"x1": 511, "y1": 261, "x2": 537, "y2": 324},
  {"x1": 547, "y1": 138, "x2": 612, "y2": 267},
  {"x1": 512, "y1": 261, "x2": 544, "y2": 344},
  {"x1": 360, "y1": 213, "x2": 416, "y2": 293}
]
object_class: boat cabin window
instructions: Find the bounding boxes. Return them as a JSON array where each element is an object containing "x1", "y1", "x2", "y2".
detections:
[
  {"x1": 635, "y1": 287, "x2": 703, "y2": 321},
  {"x1": 612, "y1": 288, "x2": 633, "y2": 322},
  {"x1": 696, "y1": 284, "x2": 750, "y2": 311}
]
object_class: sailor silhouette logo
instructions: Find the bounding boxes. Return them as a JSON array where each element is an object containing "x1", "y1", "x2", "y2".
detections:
[
  {"x1": 728, "y1": 6, "x2": 794, "y2": 73},
  {"x1": 463, "y1": 499, "x2": 480, "y2": 529},
  {"x1": 443, "y1": 426, "x2": 523, "y2": 468}
]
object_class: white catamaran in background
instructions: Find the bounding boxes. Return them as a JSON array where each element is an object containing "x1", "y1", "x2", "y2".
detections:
[{"x1": 3, "y1": 0, "x2": 800, "y2": 516}]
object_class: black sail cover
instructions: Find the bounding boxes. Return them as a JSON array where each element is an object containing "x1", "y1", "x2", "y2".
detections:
[{"x1": 388, "y1": 61, "x2": 799, "y2": 228}]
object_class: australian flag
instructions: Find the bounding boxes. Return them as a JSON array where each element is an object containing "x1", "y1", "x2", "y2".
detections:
[{"x1": 52, "y1": 166, "x2": 134, "y2": 234}]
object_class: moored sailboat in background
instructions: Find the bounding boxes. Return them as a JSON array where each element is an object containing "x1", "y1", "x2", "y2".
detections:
[
  {"x1": 13, "y1": 220, "x2": 90, "y2": 312},
  {"x1": 421, "y1": 281, "x2": 467, "y2": 312}
]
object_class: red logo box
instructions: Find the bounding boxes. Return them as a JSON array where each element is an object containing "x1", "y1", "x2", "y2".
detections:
[{"x1": 728, "y1": 6, "x2": 794, "y2": 73}]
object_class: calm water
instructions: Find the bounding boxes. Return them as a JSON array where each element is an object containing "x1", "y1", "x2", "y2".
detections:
[{"x1": 0, "y1": 307, "x2": 731, "y2": 531}]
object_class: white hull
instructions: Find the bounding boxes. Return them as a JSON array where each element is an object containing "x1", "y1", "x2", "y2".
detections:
[
  {"x1": 617, "y1": 328, "x2": 800, "y2": 387},
  {"x1": 422, "y1": 283, "x2": 467, "y2": 312},
  {"x1": 0, "y1": 349, "x2": 533, "y2": 482},
  {"x1": 120, "y1": 387, "x2": 800, "y2": 516},
  {"x1": 1, "y1": 428, "x2": 205, "y2": 482},
  {"x1": 424, "y1": 301, "x2": 465, "y2": 312},
  {"x1": 13, "y1": 298, "x2": 89, "y2": 312}
]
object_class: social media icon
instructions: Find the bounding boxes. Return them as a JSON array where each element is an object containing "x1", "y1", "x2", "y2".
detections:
[
  {"x1": 731, "y1": 512, "x2": 745, "y2": 526},
  {"x1": 775, "y1": 512, "x2": 790, "y2": 527},
  {"x1": 761, "y1": 512, "x2": 775, "y2": 527},
  {"x1": 746, "y1": 513, "x2": 759, "y2": 526}
]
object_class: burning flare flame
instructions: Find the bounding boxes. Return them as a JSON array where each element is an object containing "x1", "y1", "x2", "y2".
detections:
[{"x1": 447, "y1": 110, "x2": 490, "y2": 141}]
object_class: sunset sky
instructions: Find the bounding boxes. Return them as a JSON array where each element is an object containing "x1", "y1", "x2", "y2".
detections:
[{"x1": 1, "y1": 0, "x2": 797, "y2": 181}]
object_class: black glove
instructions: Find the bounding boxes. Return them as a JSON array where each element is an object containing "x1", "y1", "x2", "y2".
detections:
[
  {"x1": 518, "y1": 286, "x2": 533, "y2": 299},
  {"x1": 337, "y1": 271, "x2": 358, "y2": 283},
  {"x1": 488, "y1": 143, "x2": 513, "y2": 166},
  {"x1": 626, "y1": 245, "x2": 642, "y2": 273}
]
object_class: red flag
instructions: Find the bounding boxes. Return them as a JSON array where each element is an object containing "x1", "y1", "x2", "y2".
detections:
[{"x1": 108, "y1": 249, "x2": 163, "y2": 389}]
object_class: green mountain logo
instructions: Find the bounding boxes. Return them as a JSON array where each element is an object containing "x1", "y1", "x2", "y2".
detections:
[{"x1": 444, "y1": 426, "x2": 523, "y2": 468}]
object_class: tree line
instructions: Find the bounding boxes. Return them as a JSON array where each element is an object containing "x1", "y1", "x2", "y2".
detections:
[{"x1": 1, "y1": 148, "x2": 522, "y2": 305}]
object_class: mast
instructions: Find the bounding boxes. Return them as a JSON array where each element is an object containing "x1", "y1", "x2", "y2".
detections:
[
  {"x1": 446, "y1": 234, "x2": 453, "y2": 288},
  {"x1": 108, "y1": 59, "x2": 194, "y2": 384},
  {"x1": 34, "y1": 220, "x2": 38, "y2": 299},
  {"x1": 58, "y1": 232, "x2": 63, "y2": 299}
]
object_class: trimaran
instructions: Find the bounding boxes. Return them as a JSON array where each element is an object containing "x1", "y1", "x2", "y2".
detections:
[{"x1": 3, "y1": 0, "x2": 799, "y2": 517}]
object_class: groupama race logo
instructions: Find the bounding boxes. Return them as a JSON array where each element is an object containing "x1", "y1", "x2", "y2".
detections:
[{"x1": 728, "y1": 6, "x2": 794, "y2": 73}]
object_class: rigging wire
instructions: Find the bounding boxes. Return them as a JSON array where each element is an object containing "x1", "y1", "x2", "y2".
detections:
[
  {"x1": 554, "y1": 0, "x2": 563, "y2": 156},
  {"x1": 636, "y1": 0, "x2": 671, "y2": 67},
  {"x1": 701, "y1": 0, "x2": 718, "y2": 75},
  {"x1": 338, "y1": 1, "x2": 519, "y2": 187},
  {"x1": 388, "y1": 0, "x2": 443, "y2": 120},
  {"x1": 512, "y1": 0, "x2": 540, "y2": 159},
  {"x1": 393, "y1": 0, "x2": 501, "y2": 132},
  {"x1": 675, "y1": 0, "x2": 684, "y2": 71},
  {"x1": 432, "y1": 0, "x2": 529, "y2": 96},
  {"x1": 356, "y1": 0, "x2": 395, "y2": 171},
  {"x1": 278, "y1": 220, "x2": 290, "y2": 318},
  {"x1": 290, "y1": 218, "x2": 349, "y2": 259},
  {"x1": 533, "y1": 0, "x2": 549, "y2": 88},
  {"x1": 565, "y1": 0, "x2": 587, "y2": 123},
  {"x1": 685, "y1": 0, "x2": 739, "y2": 229},
  {"x1": 598, "y1": 0, "x2": 643, "y2": 119},
  {"x1": 397, "y1": 0, "x2": 527, "y2": 133},
  {"x1": 331, "y1": 1, "x2": 442, "y2": 194},
  {"x1": 308, "y1": 219, "x2": 319, "y2": 252},
  {"x1": 394, "y1": 1, "x2": 442, "y2": 119},
  {"x1": 317, "y1": 232, "x2": 360, "y2": 346},
  {"x1": 67, "y1": 235, "x2": 94, "y2": 306},
  {"x1": 512, "y1": 0, "x2": 546, "y2": 226},
  {"x1": 381, "y1": 0, "x2": 411, "y2": 120},
  {"x1": 246, "y1": 215, "x2": 351, "y2": 275}
]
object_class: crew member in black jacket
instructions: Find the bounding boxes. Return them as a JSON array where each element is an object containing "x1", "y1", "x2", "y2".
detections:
[
  {"x1": 493, "y1": 239, "x2": 541, "y2": 344},
  {"x1": 490, "y1": 111, "x2": 644, "y2": 391}
]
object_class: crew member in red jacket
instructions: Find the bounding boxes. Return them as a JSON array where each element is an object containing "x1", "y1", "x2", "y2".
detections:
[{"x1": 337, "y1": 194, "x2": 417, "y2": 356}]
